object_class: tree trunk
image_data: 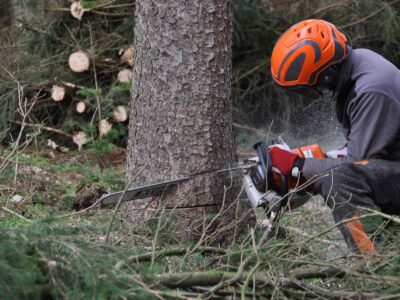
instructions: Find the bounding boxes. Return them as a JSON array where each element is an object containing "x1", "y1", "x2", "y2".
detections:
[
  {"x1": 0, "y1": 0, "x2": 12, "y2": 28},
  {"x1": 123, "y1": 0, "x2": 252, "y2": 242}
]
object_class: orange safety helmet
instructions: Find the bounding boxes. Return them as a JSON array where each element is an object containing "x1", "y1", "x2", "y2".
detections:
[{"x1": 271, "y1": 19, "x2": 351, "y2": 96}]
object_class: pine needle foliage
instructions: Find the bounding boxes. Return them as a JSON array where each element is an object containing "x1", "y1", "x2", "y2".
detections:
[
  {"x1": 1, "y1": 0, "x2": 134, "y2": 147},
  {"x1": 0, "y1": 213, "x2": 400, "y2": 299},
  {"x1": 0, "y1": 224, "x2": 138, "y2": 299}
]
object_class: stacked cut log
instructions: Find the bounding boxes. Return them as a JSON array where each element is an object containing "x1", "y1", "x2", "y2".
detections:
[
  {"x1": 113, "y1": 105, "x2": 128, "y2": 122},
  {"x1": 9, "y1": 1, "x2": 135, "y2": 152},
  {"x1": 51, "y1": 85, "x2": 66, "y2": 101},
  {"x1": 76, "y1": 101, "x2": 86, "y2": 113},
  {"x1": 68, "y1": 51, "x2": 90, "y2": 73}
]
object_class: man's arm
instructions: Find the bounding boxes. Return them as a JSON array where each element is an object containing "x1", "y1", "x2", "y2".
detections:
[{"x1": 303, "y1": 92, "x2": 400, "y2": 178}]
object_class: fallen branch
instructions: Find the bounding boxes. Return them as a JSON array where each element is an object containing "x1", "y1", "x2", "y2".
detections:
[
  {"x1": 290, "y1": 266, "x2": 346, "y2": 280},
  {"x1": 149, "y1": 270, "x2": 376, "y2": 298},
  {"x1": 128, "y1": 246, "x2": 227, "y2": 263},
  {"x1": 2, "y1": 206, "x2": 32, "y2": 223},
  {"x1": 361, "y1": 207, "x2": 400, "y2": 225},
  {"x1": 10, "y1": 121, "x2": 72, "y2": 138},
  {"x1": 16, "y1": 23, "x2": 47, "y2": 34}
]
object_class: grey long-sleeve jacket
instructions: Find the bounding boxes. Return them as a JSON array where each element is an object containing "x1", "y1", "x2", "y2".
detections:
[{"x1": 303, "y1": 48, "x2": 400, "y2": 179}]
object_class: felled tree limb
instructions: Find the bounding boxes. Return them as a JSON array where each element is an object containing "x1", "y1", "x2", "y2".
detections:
[
  {"x1": 152, "y1": 271, "x2": 235, "y2": 288},
  {"x1": 149, "y1": 270, "x2": 376, "y2": 299},
  {"x1": 128, "y1": 246, "x2": 227, "y2": 263},
  {"x1": 2, "y1": 206, "x2": 32, "y2": 223},
  {"x1": 11, "y1": 121, "x2": 72, "y2": 138},
  {"x1": 288, "y1": 278, "x2": 376, "y2": 299},
  {"x1": 146, "y1": 271, "x2": 377, "y2": 299},
  {"x1": 290, "y1": 266, "x2": 346, "y2": 280},
  {"x1": 151, "y1": 266, "x2": 345, "y2": 288},
  {"x1": 16, "y1": 23, "x2": 47, "y2": 34}
]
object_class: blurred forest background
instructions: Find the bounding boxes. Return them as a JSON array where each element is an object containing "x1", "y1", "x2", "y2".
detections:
[
  {"x1": 1, "y1": 1, "x2": 400, "y2": 299},
  {"x1": 1, "y1": 0, "x2": 400, "y2": 154}
]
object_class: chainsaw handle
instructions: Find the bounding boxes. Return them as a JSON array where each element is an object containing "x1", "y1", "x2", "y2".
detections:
[
  {"x1": 253, "y1": 141, "x2": 289, "y2": 198},
  {"x1": 253, "y1": 141, "x2": 270, "y2": 176},
  {"x1": 279, "y1": 173, "x2": 288, "y2": 197}
]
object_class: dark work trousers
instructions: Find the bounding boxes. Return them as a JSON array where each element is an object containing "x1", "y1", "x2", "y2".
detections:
[{"x1": 313, "y1": 159, "x2": 400, "y2": 252}]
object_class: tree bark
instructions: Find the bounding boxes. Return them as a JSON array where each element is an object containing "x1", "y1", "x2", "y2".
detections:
[
  {"x1": 0, "y1": 0, "x2": 12, "y2": 28},
  {"x1": 123, "y1": 0, "x2": 250, "y2": 241}
]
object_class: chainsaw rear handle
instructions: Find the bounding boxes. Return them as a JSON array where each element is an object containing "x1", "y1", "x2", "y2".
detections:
[
  {"x1": 253, "y1": 141, "x2": 270, "y2": 177},
  {"x1": 252, "y1": 141, "x2": 288, "y2": 197}
]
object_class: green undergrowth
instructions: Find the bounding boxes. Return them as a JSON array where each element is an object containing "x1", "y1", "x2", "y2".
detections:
[
  {"x1": 0, "y1": 149, "x2": 124, "y2": 228},
  {"x1": 0, "y1": 219, "x2": 399, "y2": 299},
  {"x1": 0, "y1": 224, "x2": 136, "y2": 299},
  {"x1": 0, "y1": 150, "x2": 400, "y2": 299}
]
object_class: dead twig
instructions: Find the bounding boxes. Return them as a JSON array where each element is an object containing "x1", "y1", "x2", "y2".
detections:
[
  {"x1": 341, "y1": 0, "x2": 400, "y2": 30},
  {"x1": 123, "y1": 246, "x2": 226, "y2": 264},
  {"x1": 2, "y1": 206, "x2": 32, "y2": 223},
  {"x1": 150, "y1": 270, "x2": 376, "y2": 298},
  {"x1": 105, "y1": 165, "x2": 147, "y2": 243},
  {"x1": 10, "y1": 121, "x2": 72, "y2": 138}
]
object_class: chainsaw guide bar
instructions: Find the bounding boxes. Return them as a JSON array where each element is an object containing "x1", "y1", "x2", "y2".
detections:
[
  {"x1": 99, "y1": 177, "x2": 190, "y2": 206},
  {"x1": 99, "y1": 163, "x2": 255, "y2": 206}
]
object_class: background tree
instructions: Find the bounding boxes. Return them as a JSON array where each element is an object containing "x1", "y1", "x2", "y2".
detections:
[
  {"x1": 0, "y1": 0, "x2": 12, "y2": 28},
  {"x1": 2, "y1": 0, "x2": 400, "y2": 154},
  {"x1": 123, "y1": 0, "x2": 242, "y2": 239}
]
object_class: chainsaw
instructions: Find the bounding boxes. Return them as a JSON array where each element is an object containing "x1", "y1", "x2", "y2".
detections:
[{"x1": 99, "y1": 140, "x2": 333, "y2": 237}]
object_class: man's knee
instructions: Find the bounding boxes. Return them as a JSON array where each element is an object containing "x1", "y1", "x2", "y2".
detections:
[
  {"x1": 313, "y1": 164, "x2": 353, "y2": 201},
  {"x1": 313, "y1": 163, "x2": 375, "y2": 211},
  {"x1": 312, "y1": 164, "x2": 377, "y2": 254},
  {"x1": 312, "y1": 163, "x2": 379, "y2": 227}
]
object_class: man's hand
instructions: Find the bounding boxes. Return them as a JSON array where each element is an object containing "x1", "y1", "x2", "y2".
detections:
[{"x1": 269, "y1": 145, "x2": 305, "y2": 177}]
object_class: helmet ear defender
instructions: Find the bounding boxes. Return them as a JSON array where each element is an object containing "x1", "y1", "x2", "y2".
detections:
[{"x1": 316, "y1": 65, "x2": 340, "y2": 91}]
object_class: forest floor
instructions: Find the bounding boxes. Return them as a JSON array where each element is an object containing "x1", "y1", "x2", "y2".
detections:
[{"x1": 1, "y1": 145, "x2": 399, "y2": 299}]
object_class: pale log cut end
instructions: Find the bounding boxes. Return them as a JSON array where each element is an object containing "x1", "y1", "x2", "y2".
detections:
[
  {"x1": 51, "y1": 85, "x2": 66, "y2": 101},
  {"x1": 113, "y1": 105, "x2": 128, "y2": 122},
  {"x1": 72, "y1": 131, "x2": 88, "y2": 151},
  {"x1": 117, "y1": 69, "x2": 133, "y2": 83},
  {"x1": 76, "y1": 101, "x2": 86, "y2": 113},
  {"x1": 69, "y1": 51, "x2": 90, "y2": 73},
  {"x1": 47, "y1": 139, "x2": 59, "y2": 150},
  {"x1": 71, "y1": 2, "x2": 85, "y2": 20},
  {"x1": 99, "y1": 119, "x2": 112, "y2": 137},
  {"x1": 120, "y1": 46, "x2": 134, "y2": 66}
]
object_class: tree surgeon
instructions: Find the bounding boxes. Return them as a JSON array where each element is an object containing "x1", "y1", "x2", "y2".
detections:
[
  {"x1": 268, "y1": 19, "x2": 400, "y2": 255},
  {"x1": 123, "y1": 1, "x2": 242, "y2": 238}
]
